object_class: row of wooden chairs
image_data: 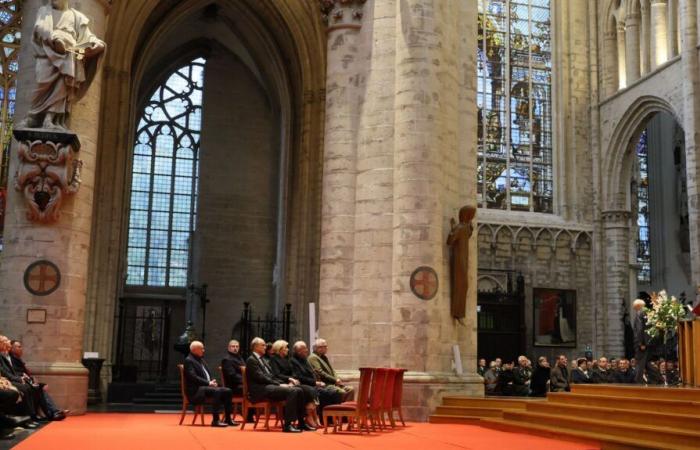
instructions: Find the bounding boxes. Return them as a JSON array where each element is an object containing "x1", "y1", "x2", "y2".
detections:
[
  {"x1": 177, "y1": 364, "x2": 283, "y2": 430},
  {"x1": 322, "y1": 367, "x2": 407, "y2": 434}
]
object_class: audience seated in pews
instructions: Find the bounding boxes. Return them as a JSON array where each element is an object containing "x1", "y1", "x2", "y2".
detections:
[
  {"x1": 184, "y1": 341, "x2": 237, "y2": 427},
  {"x1": 289, "y1": 341, "x2": 343, "y2": 425},
  {"x1": 571, "y1": 358, "x2": 593, "y2": 384},
  {"x1": 0, "y1": 336, "x2": 41, "y2": 428},
  {"x1": 307, "y1": 339, "x2": 354, "y2": 401},
  {"x1": 245, "y1": 337, "x2": 305, "y2": 433},
  {"x1": 220, "y1": 339, "x2": 244, "y2": 396},
  {"x1": 9, "y1": 341, "x2": 66, "y2": 421},
  {"x1": 269, "y1": 340, "x2": 319, "y2": 430},
  {"x1": 550, "y1": 355, "x2": 571, "y2": 392},
  {"x1": 483, "y1": 361, "x2": 499, "y2": 395}
]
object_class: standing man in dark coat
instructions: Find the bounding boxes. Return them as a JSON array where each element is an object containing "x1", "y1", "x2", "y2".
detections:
[
  {"x1": 632, "y1": 299, "x2": 653, "y2": 383},
  {"x1": 220, "y1": 339, "x2": 245, "y2": 396},
  {"x1": 246, "y1": 337, "x2": 304, "y2": 433},
  {"x1": 184, "y1": 341, "x2": 236, "y2": 427},
  {"x1": 550, "y1": 355, "x2": 570, "y2": 392}
]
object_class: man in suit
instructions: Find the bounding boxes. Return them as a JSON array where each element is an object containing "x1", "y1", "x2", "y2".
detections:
[
  {"x1": 221, "y1": 340, "x2": 244, "y2": 396},
  {"x1": 9, "y1": 340, "x2": 66, "y2": 421},
  {"x1": 308, "y1": 338, "x2": 353, "y2": 401},
  {"x1": 246, "y1": 337, "x2": 305, "y2": 433},
  {"x1": 0, "y1": 336, "x2": 39, "y2": 428},
  {"x1": 512, "y1": 356, "x2": 532, "y2": 396},
  {"x1": 184, "y1": 341, "x2": 236, "y2": 427},
  {"x1": 614, "y1": 359, "x2": 636, "y2": 383},
  {"x1": 550, "y1": 354, "x2": 570, "y2": 392},
  {"x1": 591, "y1": 356, "x2": 614, "y2": 383},
  {"x1": 571, "y1": 358, "x2": 593, "y2": 384},
  {"x1": 632, "y1": 299, "x2": 654, "y2": 383}
]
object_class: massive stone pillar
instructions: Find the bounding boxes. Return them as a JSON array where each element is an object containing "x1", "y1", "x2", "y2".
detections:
[
  {"x1": 650, "y1": 0, "x2": 669, "y2": 69},
  {"x1": 625, "y1": 12, "x2": 641, "y2": 84},
  {"x1": 318, "y1": 0, "x2": 481, "y2": 421},
  {"x1": 679, "y1": 0, "x2": 700, "y2": 289},
  {"x1": 0, "y1": 0, "x2": 108, "y2": 415},
  {"x1": 601, "y1": 210, "x2": 631, "y2": 357}
]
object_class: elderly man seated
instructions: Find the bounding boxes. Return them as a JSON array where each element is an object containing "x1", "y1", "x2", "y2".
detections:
[
  {"x1": 245, "y1": 337, "x2": 304, "y2": 433},
  {"x1": 0, "y1": 336, "x2": 39, "y2": 429},
  {"x1": 290, "y1": 341, "x2": 343, "y2": 425},
  {"x1": 220, "y1": 340, "x2": 244, "y2": 396},
  {"x1": 307, "y1": 339, "x2": 353, "y2": 401},
  {"x1": 184, "y1": 341, "x2": 237, "y2": 427},
  {"x1": 10, "y1": 340, "x2": 66, "y2": 421}
]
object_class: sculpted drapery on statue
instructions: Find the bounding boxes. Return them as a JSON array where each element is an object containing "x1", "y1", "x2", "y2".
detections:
[
  {"x1": 447, "y1": 206, "x2": 476, "y2": 320},
  {"x1": 19, "y1": 0, "x2": 105, "y2": 130}
]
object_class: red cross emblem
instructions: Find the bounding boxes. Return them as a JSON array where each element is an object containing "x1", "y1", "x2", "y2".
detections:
[
  {"x1": 410, "y1": 266, "x2": 439, "y2": 300},
  {"x1": 24, "y1": 261, "x2": 60, "y2": 296}
]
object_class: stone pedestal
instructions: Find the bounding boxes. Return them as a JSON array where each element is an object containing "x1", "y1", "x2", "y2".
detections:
[{"x1": 81, "y1": 358, "x2": 105, "y2": 405}]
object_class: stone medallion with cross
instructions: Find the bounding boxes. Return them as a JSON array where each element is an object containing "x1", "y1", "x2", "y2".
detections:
[
  {"x1": 410, "y1": 266, "x2": 439, "y2": 300},
  {"x1": 23, "y1": 260, "x2": 61, "y2": 296}
]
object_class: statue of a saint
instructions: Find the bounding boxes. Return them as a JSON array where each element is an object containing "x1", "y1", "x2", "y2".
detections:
[
  {"x1": 447, "y1": 205, "x2": 476, "y2": 320},
  {"x1": 19, "y1": 0, "x2": 105, "y2": 130}
]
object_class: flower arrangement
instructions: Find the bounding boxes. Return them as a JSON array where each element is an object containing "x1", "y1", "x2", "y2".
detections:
[{"x1": 642, "y1": 290, "x2": 692, "y2": 341}]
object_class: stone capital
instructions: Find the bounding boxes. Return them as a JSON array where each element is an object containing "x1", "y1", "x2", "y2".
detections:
[
  {"x1": 319, "y1": 0, "x2": 366, "y2": 32},
  {"x1": 601, "y1": 209, "x2": 632, "y2": 224}
]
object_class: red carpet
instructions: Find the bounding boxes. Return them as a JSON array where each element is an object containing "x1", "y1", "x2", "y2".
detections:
[{"x1": 13, "y1": 413, "x2": 600, "y2": 450}]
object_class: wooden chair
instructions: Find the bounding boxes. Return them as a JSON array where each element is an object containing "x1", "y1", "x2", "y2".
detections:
[
  {"x1": 177, "y1": 364, "x2": 205, "y2": 426},
  {"x1": 322, "y1": 367, "x2": 373, "y2": 434},
  {"x1": 367, "y1": 367, "x2": 388, "y2": 431},
  {"x1": 240, "y1": 366, "x2": 284, "y2": 431},
  {"x1": 218, "y1": 365, "x2": 245, "y2": 420},
  {"x1": 390, "y1": 368, "x2": 407, "y2": 426},
  {"x1": 380, "y1": 368, "x2": 397, "y2": 429}
]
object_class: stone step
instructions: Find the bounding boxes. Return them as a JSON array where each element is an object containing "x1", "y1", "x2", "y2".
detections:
[
  {"x1": 440, "y1": 396, "x2": 537, "y2": 409},
  {"x1": 502, "y1": 410, "x2": 698, "y2": 448},
  {"x1": 525, "y1": 401, "x2": 700, "y2": 430},
  {"x1": 433, "y1": 406, "x2": 505, "y2": 418},
  {"x1": 548, "y1": 392, "x2": 700, "y2": 414},
  {"x1": 570, "y1": 384, "x2": 700, "y2": 402}
]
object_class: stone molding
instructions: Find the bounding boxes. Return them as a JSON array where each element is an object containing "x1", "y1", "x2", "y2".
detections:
[
  {"x1": 12, "y1": 129, "x2": 83, "y2": 224},
  {"x1": 601, "y1": 209, "x2": 632, "y2": 223},
  {"x1": 319, "y1": 0, "x2": 366, "y2": 31},
  {"x1": 477, "y1": 222, "x2": 592, "y2": 253}
]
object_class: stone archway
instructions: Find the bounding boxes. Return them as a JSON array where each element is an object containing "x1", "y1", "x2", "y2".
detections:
[{"x1": 83, "y1": 0, "x2": 327, "y2": 390}]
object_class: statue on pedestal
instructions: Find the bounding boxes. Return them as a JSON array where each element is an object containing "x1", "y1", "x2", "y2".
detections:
[
  {"x1": 12, "y1": 0, "x2": 105, "y2": 224},
  {"x1": 18, "y1": 0, "x2": 105, "y2": 130},
  {"x1": 447, "y1": 205, "x2": 476, "y2": 320}
]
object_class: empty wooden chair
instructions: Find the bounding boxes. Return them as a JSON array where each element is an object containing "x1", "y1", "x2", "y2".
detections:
[
  {"x1": 218, "y1": 365, "x2": 245, "y2": 421},
  {"x1": 389, "y1": 368, "x2": 407, "y2": 427},
  {"x1": 322, "y1": 367, "x2": 373, "y2": 434},
  {"x1": 177, "y1": 364, "x2": 205, "y2": 426},
  {"x1": 380, "y1": 368, "x2": 397, "y2": 429},
  {"x1": 367, "y1": 367, "x2": 388, "y2": 431}
]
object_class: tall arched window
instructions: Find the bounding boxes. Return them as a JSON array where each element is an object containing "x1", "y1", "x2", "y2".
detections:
[
  {"x1": 0, "y1": 0, "x2": 21, "y2": 249},
  {"x1": 477, "y1": 0, "x2": 552, "y2": 213},
  {"x1": 126, "y1": 58, "x2": 205, "y2": 288},
  {"x1": 636, "y1": 130, "x2": 650, "y2": 283}
]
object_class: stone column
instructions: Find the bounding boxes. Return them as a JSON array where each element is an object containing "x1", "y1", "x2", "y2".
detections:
[
  {"x1": 641, "y1": 0, "x2": 651, "y2": 75},
  {"x1": 668, "y1": 0, "x2": 679, "y2": 57},
  {"x1": 603, "y1": 29, "x2": 619, "y2": 96},
  {"x1": 0, "y1": 0, "x2": 108, "y2": 415},
  {"x1": 318, "y1": 0, "x2": 364, "y2": 369},
  {"x1": 679, "y1": 0, "x2": 700, "y2": 290},
  {"x1": 601, "y1": 210, "x2": 631, "y2": 357},
  {"x1": 650, "y1": 0, "x2": 669, "y2": 69},
  {"x1": 625, "y1": 13, "x2": 641, "y2": 84},
  {"x1": 616, "y1": 21, "x2": 627, "y2": 89}
]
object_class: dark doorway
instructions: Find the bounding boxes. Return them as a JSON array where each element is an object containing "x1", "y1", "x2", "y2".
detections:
[{"x1": 477, "y1": 270, "x2": 526, "y2": 364}]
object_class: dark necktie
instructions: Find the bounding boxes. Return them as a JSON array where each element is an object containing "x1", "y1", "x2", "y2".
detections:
[{"x1": 260, "y1": 357, "x2": 272, "y2": 374}]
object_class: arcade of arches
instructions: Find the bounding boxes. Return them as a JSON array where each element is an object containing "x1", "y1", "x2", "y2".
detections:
[{"x1": 0, "y1": 0, "x2": 699, "y2": 421}]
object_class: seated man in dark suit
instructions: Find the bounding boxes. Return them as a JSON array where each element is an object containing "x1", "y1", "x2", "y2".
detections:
[
  {"x1": 550, "y1": 354, "x2": 570, "y2": 392},
  {"x1": 591, "y1": 356, "x2": 614, "y2": 383},
  {"x1": 10, "y1": 340, "x2": 66, "y2": 421},
  {"x1": 0, "y1": 336, "x2": 39, "y2": 429},
  {"x1": 246, "y1": 337, "x2": 304, "y2": 433},
  {"x1": 184, "y1": 341, "x2": 237, "y2": 427},
  {"x1": 221, "y1": 339, "x2": 244, "y2": 396},
  {"x1": 571, "y1": 358, "x2": 593, "y2": 384},
  {"x1": 614, "y1": 359, "x2": 635, "y2": 383}
]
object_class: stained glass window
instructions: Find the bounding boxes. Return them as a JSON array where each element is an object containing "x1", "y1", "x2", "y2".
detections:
[
  {"x1": 477, "y1": 0, "x2": 553, "y2": 212},
  {"x1": 126, "y1": 58, "x2": 205, "y2": 288},
  {"x1": 0, "y1": 0, "x2": 21, "y2": 249},
  {"x1": 636, "y1": 130, "x2": 650, "y2": 283}
]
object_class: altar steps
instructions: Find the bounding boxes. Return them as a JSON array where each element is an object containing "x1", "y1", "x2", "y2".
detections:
[{"x1": 429, "y1": 385, "x2": 700, "y2": 449}]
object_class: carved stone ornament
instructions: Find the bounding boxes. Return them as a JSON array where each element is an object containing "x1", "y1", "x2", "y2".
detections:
[
  {"x1": 319, "y1": 0, "x2": 366, "y2": 30},
  {"x1": 12, "y1": 128, "x2": 82, "y2": 224}
]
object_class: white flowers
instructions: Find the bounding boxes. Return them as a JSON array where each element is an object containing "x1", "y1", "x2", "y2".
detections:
[{"x1": 643, "y1": 290, "x2": 690, "y2": 340}]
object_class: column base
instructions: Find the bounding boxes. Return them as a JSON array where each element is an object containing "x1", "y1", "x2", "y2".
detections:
[
  {"x1": 337, "y1": 370, "x2": 483, "y2": 422},
  {"x1": 30, "y1": 362, "x2": 89, "y2": 415}
]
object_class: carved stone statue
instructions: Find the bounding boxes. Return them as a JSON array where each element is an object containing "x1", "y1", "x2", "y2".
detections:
[
  {"x1": 19, "y1": 0, "x2": 105, "y2": 130},
  {"x1": 447, "y1": 205, "x2": 476, "y2": 320}
]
